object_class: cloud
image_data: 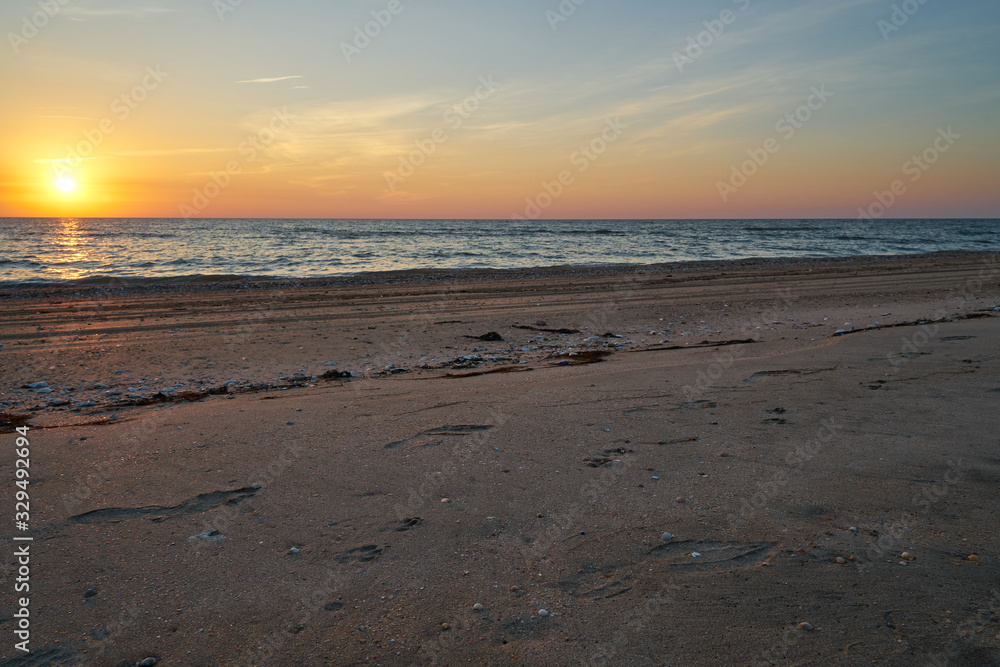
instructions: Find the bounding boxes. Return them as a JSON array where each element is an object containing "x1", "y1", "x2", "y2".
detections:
[
  {"x1": 113, "y1": 148, "x2": 231, "y2": 157},
  {"x1": 236, "y1": 76, "x2": 304, "y2": 84},
  {"x1": 34, "y1": 157, "x2": 107, "y2": 164},
  {"x1": 262, "y1": 93, "x2": 446, "y2": 164},
  {"x1": 62, "y1": 4, "x2": 173, "y2": 19}
]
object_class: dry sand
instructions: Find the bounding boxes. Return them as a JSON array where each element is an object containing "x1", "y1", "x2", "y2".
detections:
[{"x1": 1, "y1": 252, "x2": 999, "y2": 666}]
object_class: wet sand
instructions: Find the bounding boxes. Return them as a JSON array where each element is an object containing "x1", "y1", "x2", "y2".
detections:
[{"x1": 1, "y1": 252, "x2": 999, "y2": 666}]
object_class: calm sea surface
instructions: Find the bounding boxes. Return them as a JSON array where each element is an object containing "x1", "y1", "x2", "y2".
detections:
[{"x1": 0, "y1": 218, "x2": 997, "y2": 287}]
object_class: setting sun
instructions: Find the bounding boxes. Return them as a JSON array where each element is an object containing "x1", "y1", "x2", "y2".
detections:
[{"x1": 55, "y1": 176, "x2": 76, "y2": 193}]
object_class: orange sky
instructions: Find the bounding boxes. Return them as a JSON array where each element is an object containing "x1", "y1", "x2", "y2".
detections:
[{"x1": 2, "y1": 0, "x2": 998, "y2": 219}]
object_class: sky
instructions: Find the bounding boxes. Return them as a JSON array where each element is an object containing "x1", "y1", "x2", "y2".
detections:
[{"x1": 1, "y1": 0, "x2": 998, "y2": 219}]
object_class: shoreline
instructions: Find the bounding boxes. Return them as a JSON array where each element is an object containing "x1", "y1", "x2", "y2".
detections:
[
  {"x1": 2, "y1": 250, "x2": 997, "y2": 418},
  {"x1": 1, "y1": 249, "x2": 995, "y2": 300}
]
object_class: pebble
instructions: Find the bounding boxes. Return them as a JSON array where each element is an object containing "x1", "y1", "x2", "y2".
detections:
[
  {"x1": 83, "y1": 589, "x2": 98, "y2": 598},
  {"x1": 898, "y1": 561, "x2": 909, "y2": 566},
  {"x1": 834, "y1": 557, "x2": 846, "y2": 565},
  {"x1": 675, "y1": 497, "x2": 686, "y2": 503},
  {"x1": 286, "y1": 421, "x2": 294, "y2": 425},
  {"x1": 538, "y1": 609, "x2": 549, "y2": 617},
  {"x1": 661, "y1": 532, "x2": 673, "y2": 541},
  {"x1": 26, "y1": 382, "x2": 49, "y2": 389},
  {"x1": 138, "y1": 659, "x2": 158, "y2": 667},
  {"x1": 440, "y1": 498, "x2": 450, "y2": 504},
  {"x1": 651, "y1": 476, "x2": 659, "y2": 481},
  {"x1": 900, "y1": 551, "x2": 915, "y2": 560},
  {"x1": 325, "y1": 362, "x2": 338, "y2": 367},
  {"x1": 691, "y1": 552, "x2": 702, "y2": 558},
  {"x1": 968, "y1": 554, "x2": 981, "y2": 562},
  {"x1": 34, "y1": 388, "x2": 52, "y2": 394},
  {"x1": 288, "y1": 547, "x2": 300, "y2": 555},
  {"x1": 798, "y1": 622, "x2": 814, "y2": 632},
  {"x1": 441, "y1": 622, "x2": 451, "y2": 631},
  {"x1": 189, "y1": 531, "x2": 225, "y2": 542},
  {"x1": 473, "y1": 603, "x2": 484, "y2": 611}
]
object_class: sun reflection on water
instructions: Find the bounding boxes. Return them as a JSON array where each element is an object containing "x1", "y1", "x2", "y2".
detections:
[{"x1": 51, "y1": 218, "x2": 90, "y2": 281}]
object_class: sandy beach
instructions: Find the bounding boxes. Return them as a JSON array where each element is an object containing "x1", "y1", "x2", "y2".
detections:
[{"x1": 2, "y1": 251, "x2": 999, "y2": 666}]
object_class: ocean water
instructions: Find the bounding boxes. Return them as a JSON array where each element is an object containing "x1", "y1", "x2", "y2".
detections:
[{"x1": 0, "y1": 218, "x2": 997, "y2": 287}]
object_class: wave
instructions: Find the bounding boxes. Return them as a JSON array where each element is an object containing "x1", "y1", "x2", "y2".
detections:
[
  {"x1": 743, "y1": 226, "x2": 821, "y2": 232},
  {"x1": 561, "y1": 229, "x2": 623, "y2": 236},
  {"x1": 0, "y1": 259, "x2": 43, "y2": 266},
  {"x1": 1, "y1": 219, "x2": 997, "y2": 290}
]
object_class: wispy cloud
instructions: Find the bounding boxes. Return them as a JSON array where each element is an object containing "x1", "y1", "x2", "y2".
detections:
[
  {"x1": 265, "y1": 93, "x2": 445, "y2": 164},
  {"x1": 114, "y1": 148, "x2": 231, "y2": 157},
  {"x1": 36, "y1": 148, "x2": 229, "y2": 163},
  {"x1": 236, "y1": 76, "x2": 303, "y2": 84},
  {"x1": 34, "y1": 157, "x2": 109, "y2": 165},
  {"x1": 62, "y1": 4, "x2": 173, "y2": 19}
]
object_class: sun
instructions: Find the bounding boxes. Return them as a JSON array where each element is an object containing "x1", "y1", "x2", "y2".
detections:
[{"x1": 56, "y1": 176, "x2": 76, "y2": 193}]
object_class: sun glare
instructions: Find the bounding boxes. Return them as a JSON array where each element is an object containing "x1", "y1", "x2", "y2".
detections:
[{"x1": 56, "y1": 176, "x2": 77, "y2": 193}]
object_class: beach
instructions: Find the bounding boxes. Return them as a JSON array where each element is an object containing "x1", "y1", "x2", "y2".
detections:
[{"x1": 2, "y1": 251, "x2": 999, "y2": 666}]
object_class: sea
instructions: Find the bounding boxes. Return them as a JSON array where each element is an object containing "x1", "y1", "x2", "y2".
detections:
[{"x1": 0, "y1": 218, "x2": 997, "y2": 288}]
